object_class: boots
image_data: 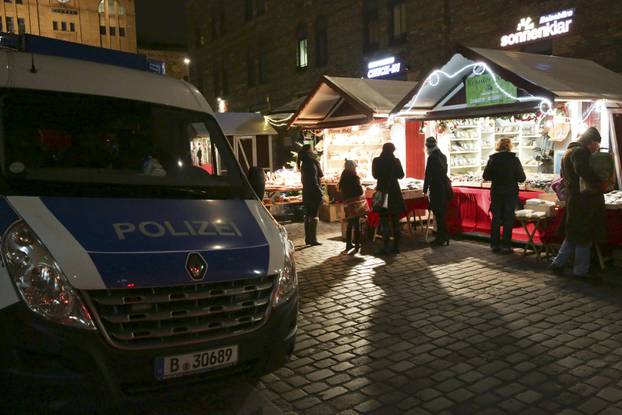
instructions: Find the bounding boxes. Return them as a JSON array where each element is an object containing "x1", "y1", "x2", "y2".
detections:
[
  {"x1": 353, "y1": 225, "x2": 361, "y2": 249},
  {"x1": 345, "y1": 228, "x2": 353, "y2": 251},
  {"x1": 305, "y1": 217, "x2": 321, "y2": 246}
]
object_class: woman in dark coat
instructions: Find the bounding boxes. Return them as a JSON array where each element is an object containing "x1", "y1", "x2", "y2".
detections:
[
  {"x1": 297, "y1": 144, "x2": 324, "y2": 246},
  {"x1": 372, "y1": 142, "x2": 405, "y2": 255},
  {"x1": 423, "y1": 137, "x2": 450, "y2": 246},
  {"x1": 338, "y1": 159, "x2": 364, "y2": 252},
  {"x1": 483, "y1": 138, "x2": 526, "y2": 253},
  {"x1": 550, "y1": 127, "x2": 605, "y2": 277}
]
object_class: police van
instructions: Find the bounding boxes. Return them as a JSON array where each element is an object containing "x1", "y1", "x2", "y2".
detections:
[{"x1": 0, "y1": 36, "x2": 297, "y2": 410}]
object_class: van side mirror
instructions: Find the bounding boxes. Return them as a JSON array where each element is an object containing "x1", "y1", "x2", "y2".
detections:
[{"x1": 248, "y1": 166, "x2": 266, "y2": 199}]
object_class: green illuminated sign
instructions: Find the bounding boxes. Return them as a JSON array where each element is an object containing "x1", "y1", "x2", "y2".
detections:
[{"x1": 466, "y1": 74, "x2": 518, "y2": 107}]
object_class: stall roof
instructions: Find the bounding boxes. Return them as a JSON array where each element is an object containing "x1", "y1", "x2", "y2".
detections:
[
  {"x1": 291, "y1": 75, "x2": 417, "y2": 129},
  {"x1": 215, "y1": 112, "x2": 277, "y2": 136},
  {"x1": 396, "y1": 46, "x2": 622, "y2": 119}
]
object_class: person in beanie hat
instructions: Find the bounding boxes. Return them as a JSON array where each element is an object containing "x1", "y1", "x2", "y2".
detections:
[
  {"x1": 550, "y1": 127, "x2": 605, "y2": 277},
  {"x1": 338, "y1": 159, "x2": 364, "y2": 252},
  {"x1": 423, "y1": 137, "x2": 451, "y2": 246}
]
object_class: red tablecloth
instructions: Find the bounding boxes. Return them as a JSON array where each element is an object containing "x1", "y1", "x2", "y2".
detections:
[
  {"x1": 366, "y1": 197, "x2": 429, "y2": 228},
  {"x1": 447, "y1": 186, "x2": 622, "y2": 246}
]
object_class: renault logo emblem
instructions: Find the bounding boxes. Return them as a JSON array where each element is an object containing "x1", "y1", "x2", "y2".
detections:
[{"x1": 186, "y1": 252, "x2": 207, "y2": 281}]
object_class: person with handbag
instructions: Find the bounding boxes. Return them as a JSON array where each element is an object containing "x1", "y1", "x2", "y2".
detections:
[
  {"x1": 372, "y1": 142, "x2": 405, "y2": 255},
  {"x1": 423, "y1": 137, "x2": 451, "y2": 246},
  {"x1": 483, "y1": 138, "x2": 526, "y2": 253},
  {"x1": 297, "y1": 144, "x2": 324, "y2": 246},
  {"x1": 338, "y1": 159, "x2": 365, "y2": 252},
  {"x1": 549, "y1": 127, "x2": 605, "y2": 277}
]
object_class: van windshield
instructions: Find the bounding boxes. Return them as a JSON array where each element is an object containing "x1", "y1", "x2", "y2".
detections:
[{"x1": 0, "y1": 89, "x2": 254, "y2": 199}]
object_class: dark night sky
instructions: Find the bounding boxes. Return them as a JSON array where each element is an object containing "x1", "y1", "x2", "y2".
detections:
[{"x1": 135, "y1": 0, "x2": 188, "y2": 48}]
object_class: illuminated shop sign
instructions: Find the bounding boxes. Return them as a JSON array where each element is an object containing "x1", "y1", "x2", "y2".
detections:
[
  {"x1": 500, "y1": 9, "x2": 574, "y2": 47},
  {"x1": 367, "y1": 56, "x2": 402, "y2": 79}
]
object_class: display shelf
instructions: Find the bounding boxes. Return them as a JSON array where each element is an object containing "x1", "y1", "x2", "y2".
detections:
[
  {"x1": 451, "y1": 150, "x2": 479, "y2": 154},
  {"x1": 451, "y1": 164, "x2": 480, "y2": 169}
]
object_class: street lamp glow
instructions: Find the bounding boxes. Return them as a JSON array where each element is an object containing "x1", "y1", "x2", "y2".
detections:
[{"x1": 183, "y1": 57, "x2": 191, "y2": 65}]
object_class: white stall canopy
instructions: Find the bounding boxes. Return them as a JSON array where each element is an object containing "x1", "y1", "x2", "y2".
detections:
[
  {"x1": 396, "y1": 46, "x2": 622, "y2": 120},
  {"x1": 291, "y1": 75, "x2": 417, "y2": 129}
]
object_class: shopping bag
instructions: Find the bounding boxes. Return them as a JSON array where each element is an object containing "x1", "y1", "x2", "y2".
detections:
[
  {"x1": 343, "y1": 196, "x2": 370, "y2": 219},
  {"x1": 372, "y1": 191, "x2": 387, "y2": 212},
  {"x1": 551, "y1": 177, "x2": 567, "y2": 201}
]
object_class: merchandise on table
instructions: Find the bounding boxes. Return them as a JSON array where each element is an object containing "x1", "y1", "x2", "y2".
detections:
[
  {"x1": 515, "y1": 209, "x2": 548, "y2": 220},
  {"x1": 523, "y1": 173, "x2": 556, "y2": 191},
  {"x1": 605, "y1": 191, "x2": 622, "y2": 210},
  {"x1": 524, "y1": 199, "x2": 557, "y2": 217},
  {"x1": 265, "y1": 168, "x2": 302, "y2": 190},
  {"x1": 322, "y1": 123, "x2": 391, "y2": 179}
]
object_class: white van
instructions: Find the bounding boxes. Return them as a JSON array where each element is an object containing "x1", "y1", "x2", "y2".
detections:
[{"x1": 0, "y1": 45, "x2": 297, "y2": 411}]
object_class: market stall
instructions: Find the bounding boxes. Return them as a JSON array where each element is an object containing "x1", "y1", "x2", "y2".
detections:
[
  {"x1": 395, "y1": 46, "x2": 622, "y2": 249},
  {"x1": 215, "y1": 112, "x2": 277, "y2": 172},
  {"x1": 289, "y1": 75, "x2": 427, "y2": 222}
]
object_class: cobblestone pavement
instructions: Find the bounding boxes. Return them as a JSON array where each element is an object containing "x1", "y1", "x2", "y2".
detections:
[{"x1": 258, "y1": 222, "x2": 622, "y2": 414}]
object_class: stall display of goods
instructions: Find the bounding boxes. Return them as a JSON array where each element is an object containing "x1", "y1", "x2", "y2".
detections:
[
  {"x1": 605, "y1": 191, "x2": 622, "y2": 209},
  {"x1": 322, "y1": 123, "x2": 390, "y2": 179},
  {"x1": 515, "y1": 209, "x2": 548, "y2": 220},
  {"x1": 524, "y1": 199, "x2": 557, "y2": 217},
  {"x1": 265, "y1": 168, "x2": 302, "y2": 191},
  {"x1": 363, "y1": 178, "x2": 425, "y2": 200},
  {"x1": 430, "y1": 115, "x2": 547, "y2": 176},
  {"x1": 523, "y1": 173, "x2": 556, "y2": 191}
]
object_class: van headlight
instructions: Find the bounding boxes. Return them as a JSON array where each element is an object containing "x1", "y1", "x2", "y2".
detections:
[
  {"x1": 273, "y1": 226, "x2": 297, "y2": 307},
  {"x1": 1, "y1": 221, "x2": 96, "y2": 330}
]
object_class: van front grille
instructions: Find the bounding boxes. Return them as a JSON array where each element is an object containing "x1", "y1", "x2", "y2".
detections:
[{"x1": 84, "y1": 276, "x2": 275, "y2": 350}]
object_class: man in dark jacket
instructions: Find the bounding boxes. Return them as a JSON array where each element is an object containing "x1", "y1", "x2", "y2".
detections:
[
  {"x1": 423, "y1": 137, "x2": 451, "y2": 246},
  {"x1": 298, "y1": 145, "x2": 324, "y2": 246},
  {"x1": 483, "y1": 138, "x2": 526, "y2": 253},
  {"x1": 550, "y1": 127, "x2": 604, "y2": 277},
  {"x1": 372, "y1": 142, "x2": 405, "y2": 254}
]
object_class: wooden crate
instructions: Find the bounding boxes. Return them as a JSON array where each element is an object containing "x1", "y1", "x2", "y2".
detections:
[{"x1": 319, "y1": 203, "x2": 343, "y2": 222}]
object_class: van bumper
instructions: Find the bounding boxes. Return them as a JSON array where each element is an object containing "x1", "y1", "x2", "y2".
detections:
[{"x1": 0, "y1": 293, "x2": 297, "y2": 412}]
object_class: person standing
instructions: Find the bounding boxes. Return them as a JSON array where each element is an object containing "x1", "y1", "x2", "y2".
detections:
[
  {"x1": 550, "y1": 127, "x2": 605, "y2": 277},
  {"x1": 297, "y1": 144, "x2": 324, "y2": 246},
  {"x1": 483, "y1": 138, "x2": 526, "y2": 253},
  {"x1": 338, "y1": 159, "x2": 364, "y2": 252},
  {"x1": 372, "y1": 142, "x2": 405, "y2": 255},
  {"x1": 423, "y1": 137, "x2": 451, "y2": 246}
]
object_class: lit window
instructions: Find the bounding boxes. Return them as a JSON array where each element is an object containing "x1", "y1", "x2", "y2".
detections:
[
  {"x1": 296, "y1": 27, "x2": 308, "y2": 69},
  {"x1": 98, "y1": 0, "x2": 125, "y2": 16}
]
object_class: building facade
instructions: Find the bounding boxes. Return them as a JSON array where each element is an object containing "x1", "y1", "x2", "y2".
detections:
[
  {"x1": 186, "y1": 0, "x2": 622, "y2": 113},
  {"x1": 1, "y1": 0, "x2": 137, "y2": 52}
]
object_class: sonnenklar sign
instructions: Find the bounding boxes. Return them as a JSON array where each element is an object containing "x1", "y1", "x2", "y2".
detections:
[{"x1": 500, "y1": 9, "x2": 574, "y2": 48}]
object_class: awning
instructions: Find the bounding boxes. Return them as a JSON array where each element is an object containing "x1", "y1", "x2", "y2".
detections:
[
  {"x1": 291, "y1": 75, "x2": 417, "y2": 129},
  {"x1": 215, "y1": 112, "x2": 277, "y2": 136},
  {"x1": 395, "y1": 46, "x2": 622, "y2": 120}
]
